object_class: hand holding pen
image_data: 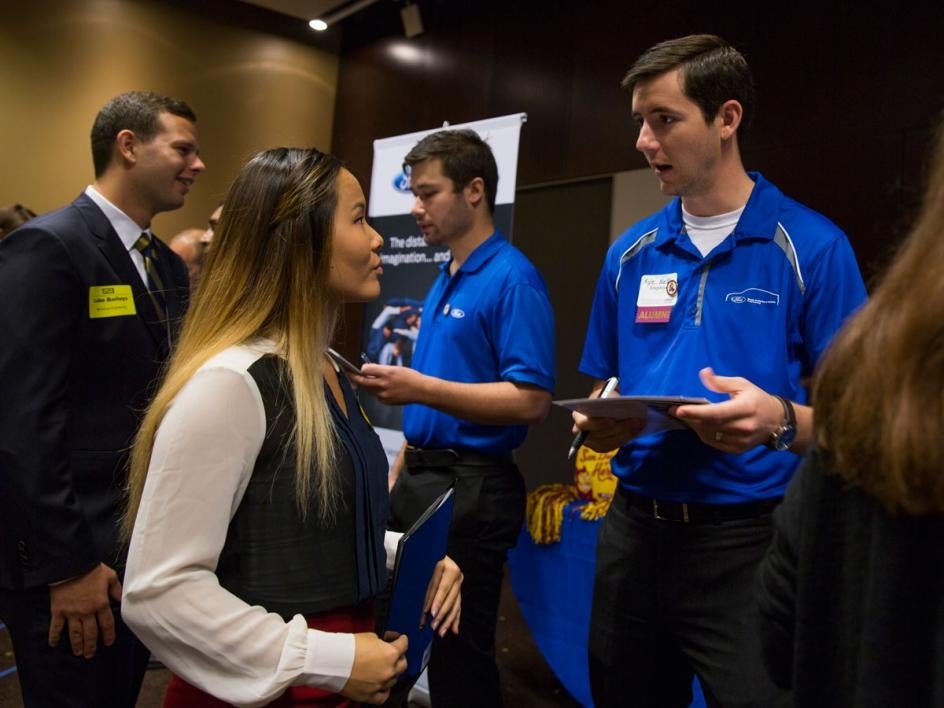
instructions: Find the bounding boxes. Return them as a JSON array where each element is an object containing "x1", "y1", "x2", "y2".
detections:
[
  {"x1": 350, "y1": 352, "x2": 426, "y2": 406},
  {"x1": 567, "y1": 376, "x2": 620, "y2": 461}
]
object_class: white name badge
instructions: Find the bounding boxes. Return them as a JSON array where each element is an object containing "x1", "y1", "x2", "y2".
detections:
[{"x1": 635, "y1": 273, "x2": 678, "y2": 324}]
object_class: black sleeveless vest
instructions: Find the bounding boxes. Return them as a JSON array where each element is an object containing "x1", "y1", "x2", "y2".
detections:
[{"x1": 216, "y1": 355, "x2": 389, "y2": 619}]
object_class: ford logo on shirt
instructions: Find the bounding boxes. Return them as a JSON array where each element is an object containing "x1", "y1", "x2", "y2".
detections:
[
  {"x1": 724, "y1": 288, "x2": 780, "y2": 305},
  {"x1": 392, "y1": 170, "x2": 412, "y2": 193},
  {"x1": 450, "y1": 309, "x2": 465, "y2": 319}
]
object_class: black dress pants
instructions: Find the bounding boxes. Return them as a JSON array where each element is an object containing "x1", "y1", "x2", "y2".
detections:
[
  {"x1": 588, "y1": 486, "x2": 790, "y2": 708},
  {"x1": 0, "y1": 585, "x2": 149, "y2": 708}
]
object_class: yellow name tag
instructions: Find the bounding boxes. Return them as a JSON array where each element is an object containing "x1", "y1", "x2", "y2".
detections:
[{"x1": 89, "y1": 285, "x2": 137, "y2": 318}]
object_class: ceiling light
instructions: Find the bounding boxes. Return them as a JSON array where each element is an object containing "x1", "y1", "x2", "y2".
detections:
[
  {"x1": 388, "y1": 41, "x2": 423, "y2": 64},
  {"x1": 309, "y1": 0, "x2": 382, "y2": 31}
]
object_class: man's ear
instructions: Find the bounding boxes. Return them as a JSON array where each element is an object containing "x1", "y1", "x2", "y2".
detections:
[
  {"x1": 116, "y1": 129, "x2": 137, "y2": 165},
  {"x1": 464, "y1": 177, "x2": 486, "y2": 207},
  {"x1": 717, "y1": 99, "x2": 743, "y2": 141}
]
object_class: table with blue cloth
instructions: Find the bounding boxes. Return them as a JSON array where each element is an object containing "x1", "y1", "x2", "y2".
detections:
[{"x1": 507, "y1": 500, "x2": 706, "y2": 708}]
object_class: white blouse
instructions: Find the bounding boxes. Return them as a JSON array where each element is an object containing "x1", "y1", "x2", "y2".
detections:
[{"x1": 122, "y1": 341, "x2": 400, "y2": 707}]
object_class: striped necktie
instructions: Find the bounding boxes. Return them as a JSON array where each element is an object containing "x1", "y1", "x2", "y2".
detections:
[{"x1": 133, "y1": 232, "x2": 167, "y2": 321}]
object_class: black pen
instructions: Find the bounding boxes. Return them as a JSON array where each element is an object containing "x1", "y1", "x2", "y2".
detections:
[
  {"x1": 567, "y1": 376, "x2": 620, "y2": 461},
  {"x1": 360, "y1": 352, "x2": 372, "y2": 365}
]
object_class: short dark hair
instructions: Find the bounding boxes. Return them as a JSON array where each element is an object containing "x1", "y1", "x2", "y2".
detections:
[
  {"x1": 0, "y1": 203, "x2": 36, "y2": 239},
  {"x1": 403, "y1": 129, "x2": 499, "y2": 213},
  {"x1": 90, "y1": 91, "x2": 197, "y2": 178},
  {"x1": 10, "y1": 204, "x2": 36, "y2": 221},
  {"x1": 621, "y1": 34, "x2": 754, "y2": 137}
]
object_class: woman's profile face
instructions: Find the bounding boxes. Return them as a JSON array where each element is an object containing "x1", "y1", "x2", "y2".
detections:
[{"x1": 328, "y1": 169, "x2": 384, "y2": 303}]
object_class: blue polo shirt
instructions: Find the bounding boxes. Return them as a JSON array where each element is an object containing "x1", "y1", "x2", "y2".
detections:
[
  {"x1": 403, "y1": 231, "x2": 556, "y2": 455},
  {"x1": 580, "y1": 173, "x2": 866, "y2": 503}
]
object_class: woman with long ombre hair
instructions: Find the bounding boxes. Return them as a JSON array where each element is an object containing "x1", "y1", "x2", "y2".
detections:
[
  {"x1": 121, "y1": 147, "x2": 461, "y2": 707},
  {"x1": 757, "y1": 116, "x2": 944, "y2": 706}
]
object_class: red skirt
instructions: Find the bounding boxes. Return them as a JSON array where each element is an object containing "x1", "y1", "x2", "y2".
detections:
[{"x1": 162, "y1": 603, "x2": 376, "y2": 708}]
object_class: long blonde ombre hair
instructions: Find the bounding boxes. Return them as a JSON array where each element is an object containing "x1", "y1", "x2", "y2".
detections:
[
  {"x1": 814, "y1": 117, "x2": 944, "y2": 516},
  {"x1": 123, "y1": 147, "x2": 344, "y2": 542}
]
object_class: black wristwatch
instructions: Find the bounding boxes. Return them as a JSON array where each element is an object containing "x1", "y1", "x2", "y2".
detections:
[{"x1": 766, "y1": 395, "x2": 796, "y2": 451}]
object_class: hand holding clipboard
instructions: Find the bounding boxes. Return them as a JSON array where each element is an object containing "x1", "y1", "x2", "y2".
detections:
[{"x1": 382, "y1": 488, "x2": 461, "y2": 682}]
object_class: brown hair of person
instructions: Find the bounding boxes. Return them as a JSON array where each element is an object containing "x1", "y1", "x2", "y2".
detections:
[
  {"x1": 621, "y1": 33, "x2": 754, "y2": 138},
  {"x1": 91, "y1": 91, "x2": 197, "y2": 178},
  {"x1": 404, "y1": 128, "x2": 499, "y2": 213}
]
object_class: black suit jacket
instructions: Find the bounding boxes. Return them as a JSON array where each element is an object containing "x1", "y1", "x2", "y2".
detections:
[{"x1": 0, "y1": 193, "x2": 188, "y2": 590}]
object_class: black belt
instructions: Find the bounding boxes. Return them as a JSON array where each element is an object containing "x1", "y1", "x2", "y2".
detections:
[
  {"x1": 404, "y1": 446, "x2": 513, "y2": 469},
  {"x1": 619, "y1": 488, "x2": 781, "y2": 524}
]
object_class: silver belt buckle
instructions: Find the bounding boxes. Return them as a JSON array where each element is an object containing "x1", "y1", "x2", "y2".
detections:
[
  {"x1": 652, "y1": 499, "x2": 690, "y2": 522},
  {"x1": 652, "y1": 499, "x2": 666, "y2": 521}
]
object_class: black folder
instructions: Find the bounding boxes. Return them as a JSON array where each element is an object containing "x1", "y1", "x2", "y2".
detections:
[{"x1": 384, "y1": 487, "x2": 455, "y2": 681}]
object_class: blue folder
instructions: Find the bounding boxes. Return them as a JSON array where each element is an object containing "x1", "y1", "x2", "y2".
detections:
[{"x1": 384, "y1": 487, "x2": 455, "y2": 680}]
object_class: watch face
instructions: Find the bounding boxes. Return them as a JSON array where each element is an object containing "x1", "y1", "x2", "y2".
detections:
[{"x1": 775, "y1": 426, "x2": 797, "y2": 451}]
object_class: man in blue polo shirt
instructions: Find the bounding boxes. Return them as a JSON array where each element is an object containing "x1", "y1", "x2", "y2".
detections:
[
  {"x1": 573, "y1": 35, "x2": 866, "y2": 707},
  {"x1": 355, "y1": 128, "x2": 555, "y2": 708}
]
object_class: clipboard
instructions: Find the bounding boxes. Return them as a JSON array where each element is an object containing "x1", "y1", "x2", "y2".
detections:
[
  {"x1": 554, "y1": 395, "x2": 709, "y2": 435},
  {"x1": 554, "y1": 395, "x2": 709, "y2": 419},
  {"x1": 383, "y1": 487, "x2": 455, "y2": 681}
]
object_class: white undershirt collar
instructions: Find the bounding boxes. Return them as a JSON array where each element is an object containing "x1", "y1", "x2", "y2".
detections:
[
  {"x1": 85, "y1": 185, "x2": 151, "y2": 284},
  {"x1": 682, "y1": 204, "x2": 745, "y2": 257}
]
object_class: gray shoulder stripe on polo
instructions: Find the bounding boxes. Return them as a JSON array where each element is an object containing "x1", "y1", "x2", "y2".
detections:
[
  {"x1": 773, "y1": 223, "x2": 805, "y2": 294},
  {"x1": 615, "y1": 228, "x2": 658, "y2": 293}
]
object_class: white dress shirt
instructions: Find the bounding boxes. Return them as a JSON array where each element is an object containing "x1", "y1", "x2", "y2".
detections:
[{"x1": 84, "y1": 185, "x2": 151, "y2": 286}]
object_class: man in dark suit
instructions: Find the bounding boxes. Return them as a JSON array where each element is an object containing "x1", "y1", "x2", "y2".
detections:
[{"x1": 0, "y1": 90, "x2": 204, "y2": 707}]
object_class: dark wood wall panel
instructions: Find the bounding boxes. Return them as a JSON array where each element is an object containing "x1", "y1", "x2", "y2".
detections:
[
  {"x1": 484, "y1": 3, "x2": 575, "y2": 185},
  {"x1": 749, "y1": 127, "x2": 904, "y2": 285},
  {"x1": 513, "y1": 178, "x2": 614, "y2": 489}
]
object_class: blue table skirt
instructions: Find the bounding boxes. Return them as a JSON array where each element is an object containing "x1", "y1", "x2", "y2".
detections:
[{"x1": 508, "y1": 500, "x2": 706, "y2": 708}]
